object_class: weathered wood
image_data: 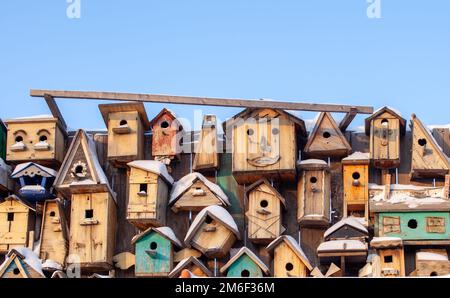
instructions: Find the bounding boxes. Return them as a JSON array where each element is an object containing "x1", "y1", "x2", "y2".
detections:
[
  {"x1": 339, "y1": 108, "x2": 358, "y2": 132},
  {"x1": 44, "y1": 94, "x2": 68, "y2": 131}
]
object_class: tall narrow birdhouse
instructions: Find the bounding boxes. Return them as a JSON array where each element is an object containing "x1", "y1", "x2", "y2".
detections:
[
  {"x1": 245, "y1": 179, "x2": 286, "y2": 243},
  {"x1": 11, "y1": 162, "x2": 57, "y2": 202},
  {"x1": 220, "y1": 247, "x2": 270, "y2": 277},
  {"x1": 365, "y1": 107, "x2": 406, "y2": 169},
  {"x1": 0, "y1": 158, "x2": 12, "y2": 194},
  {"x1": 224, "y1": 108, "x2": 307, "y2": 184},
  {"x1": 169, "y1": 256, "x2": 213, "y2": 278},
  {"x1": 342, "y1": 152, "x2": 370, "y2": 221},
  {"x1": 304, "y1": 112, "x2": 352, "y2": 158},
  {"x1": 127, "y1": 160, "x2": 174, "y2": 229},
  {"x1": 410, "y1": 114, "x2": 450, "y2": 179},
  {"x1": 184, "y1": 205, "x2": 240, "y2": 258},
  {"x1": 0, "y1": 248, "x2": 44, "y2": 278},
  {"x1": 99, "y1": 102, "x2": 150, "y2": 167},
  {"x1": 415, "y1": 249, "x2": 450, "y2": 277},
  {"x1": 370, "y1": 237, "x2": 405, "y2": 277},
  {"x1": 131, "y1": 227, "x2": 182, "y2": 277},
  {"x1": 169, "y1": 172, "x2": 229, "y2": 213},
  {"x1": 297, "y1": 159, "x2": 330, "y2": 227},
  {"x1": 149, "y1": 108, "x2": 183, "y2": 162},
  {"x1": 193, "y1": 114, "x2": 220, "y2": 172},
  {"x1": 266, "y1": 235, "x2": 313, "y2": 277},
  {"x1": 4, "y1": 115, "x2": 66, "y2": 166}
]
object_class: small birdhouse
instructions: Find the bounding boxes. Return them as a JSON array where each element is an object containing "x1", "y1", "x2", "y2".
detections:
[
  {"x1": 342, "y1": 152, "x2": 370, "y2": 221},
  {"x1": 0, "y1": 120, "x2": 7, "y2": 160},
  {"x1": 324, "y1": 217, "x2": 368, "y2": 241},
  {"x1": 0, "y1": 158, "x2": 12, "y2": 194},
  {"x1": 127, "y1": 160, "x2": 174, "y2": 229},
  {"x1": 0, "y1": 248, "x2": 44, "y2": 278},
  {"x1": 415, "y1": 249, "x2": 450, "y2": 277},
  {"x1": 0, "y1": 195, "x2": 36, "y2": 254},
  {"x1": 184, "y1": 205, "x2": 240, "y2": 258},
  {"x1": 297, "y1": 159, "x2": 331, "y2": 227},
  {"x1": 99, "y1": 102, "x2": 150, "y2": 167},
  {"x1": 131, "y1": 226, "x2": 182, "y2": 277},
  {"x1": 410, "y1": 114, "x2": 450, "y2": 179},
  {"x1": 365, "y1": 107, "x2": 406, "y2": 169},
  {"x1": 370, "y1": 237, "x2": 405, "y2": 277},
  {"x1": 266, "y1": 235, "x2": 313, "y2": 277},
  {"x1": 11, "y1": 162, "x2": 57, "y2": 202},
  {"x1": 224, "y1": 108, "x2": 307, "y2": 184},
  {"x1": 220, "y1": 247, "x2": 270, "y2": 277},
  {"x1": 245, "y1": 179, "x2": 286, "y2": 243},
  {"x1": 4, "y1": 115, "x2": 67, "y2": 166},
  {"x1": 304, "y1": 112, "x2": 352, "y2": 158},
  {"x1": 149, "y1": 108, "x2": 183, "y2": 162},
  {"x1": 169, "y1": 172, "x2": 230, "y2": 213},
  {"x1": 169, "y1": 256, "x2": 213, "y2": 278},
  {"x1": 193, "y1": 114, "x2": 220, "y2": 172}
]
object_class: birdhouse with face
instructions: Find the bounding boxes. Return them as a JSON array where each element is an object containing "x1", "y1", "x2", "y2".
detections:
[
  {"x1": 150, "y1": 108, "x2": 183, "y2": 161},
  {"x1": 370, "y1": 237, "x2": 405, "y2": 277},
  {"x1": 224, "y1": 108, "x2": 307, "y2": 184},
  {"x1": 4, "y1": 115, "x2": 66, "y2": 166},
  {"x1": 220, "y1": 247, "x2": 270, "y2": 277},
  {"x1": 266, "y1": 235, "x2": 313, "y2": 277},
  {"x1": 131, "y1": 226, "x2": 182, "y2": 277},
  {"x1": 245, "y1": 179, "x2": 286, "y2": 243},
  {"x1": 11, "y1": 162, "x2": 56, "y2": 203},
  {"x1": 0, "y1": 248, "x2": 45, "y2": 278},
  {"x1": 184, "y1": 205, "x2": 240, "y2": 258},
  {"x1": 365, "y1": 107, "x2": 406, "y2": 169},
  {"x1": 127, "y1": 160, "x2": 174, "y2": 229},
  {"x1": 193, "y1": 114, "x2": 220, "y2": 172},
  {"x1": 0, "y1": 158, "x2": 12, "y2": 195},
  {"x1": 297, "y1": 159, "x2": 331, "y2": 227},
  {"x1": 169, "y1": 256, "x2": 213, "y2": 278},
  {"x1": 99, "y1": 102, "x2": 150, "y2": 167}
]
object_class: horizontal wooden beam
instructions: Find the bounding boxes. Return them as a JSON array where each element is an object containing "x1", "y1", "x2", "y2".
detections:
[{"x1": 30, "y1": 89, "x2": 374, "y2": 114}]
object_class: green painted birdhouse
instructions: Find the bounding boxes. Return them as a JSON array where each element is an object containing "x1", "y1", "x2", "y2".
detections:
[{"x1": 220, "y1": 247, "x2": 269, "y2": 278}]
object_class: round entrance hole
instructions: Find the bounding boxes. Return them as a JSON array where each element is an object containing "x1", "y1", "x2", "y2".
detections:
[
  {"x1": 49, "y1": 211, "x2": 56, "y2": 217},
  {"x1": 160, "y1": 121, "x2": 170, "y2": 129},
  {"x1": 241, "y1": 270, "x2": 250, "y2": 277},
  {"x1": 119, "y1": 120, "x2": 128, "y2": 126},
  {"x1": 150, "y1": 242, "x2": 158, "y2": 250},
  {"x1": 15, "y1": 136, "x2": 23, "y2": 143},
  {"x1": 205, "y1": 215, "x2": 214, "y2": 224},
  {"x1": 285, "y1": 263, "x2": 294, "y2": 272},
  {"x1": 75, "y1": 165, "x2": 84, "y2": 174},
  {"x1": 13, "y1": 268, "x2": 20, "y2": 275},
  {"x1": 39, "y1": 135, "x2": 48, "y2": 142},
  {"x1": 352, "y1": 172, "x2": 361, "y2": 180},
  {"x1": 408, "y1": 219, "x2": 418, "y2": 229},
  {"x1": 310, "y1": 177, "x2": 318, "y2": 184},
  {"x1": 323, "y1": 131, "x2": 331, "y2": 139},
  {"x1": 418, "y1": 138, "x2": 427, "y2": 147},
  {"x1": 430, "y1": 272, "x2": 438, "y2": 277},
  {"x1": 260, "y1": 200, "x2": 269, "y2": 208},
  {"x1": 247, "y1": 128, "x2": 254, "y2": 136}
]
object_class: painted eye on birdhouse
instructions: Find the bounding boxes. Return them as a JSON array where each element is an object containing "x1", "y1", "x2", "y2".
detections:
[
  {"x1": 119, "y1": 119, "x2": 128, "y2": 126},
  {"x1": 15, "y1": 135, "x2": 24, "y2": 143}
]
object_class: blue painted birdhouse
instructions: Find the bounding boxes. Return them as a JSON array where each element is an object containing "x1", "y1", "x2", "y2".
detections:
[
  {"x1": 220, "y1": 247, "x2": 270, "y2": 278},
  {"x1": 11, "y1": 162, "x2": 56, "y2": 202}
]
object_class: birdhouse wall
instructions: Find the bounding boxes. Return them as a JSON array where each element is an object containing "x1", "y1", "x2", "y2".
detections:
[
  {"x1": 377, "y1": 248, "x2": 405, "y2": 277},
  {"x1": 369, "y1": 114, "x2": 401, "y2": 168},
  {"x1": 273, "y1": 242, "x2": 309, "y2": 277},
  {"x1": 135, "y1": 232, "x2": 173, "y2": 277},
  {"x1": 0, "y1": 257, "x2": 43, "y2": 278},
  {"x1": 172, "y1": 180, "x2": 223, "y2": 213},
  {"x1": 151, "y1": 113, "x2": 182, "y2": 157},
  {"x1": 343, "y1": 164, "x2": 369, "y2": 219},
  {"x1": 224, "y1": 254, "x2": 263, "y2": 277},
  {"x1": 191, "y1": 220, "x2": 236, "y2": 258},
  {"x1": 415, "y1": 250, "x2": 450, "y2": 276},
  {"x1": 0, "y1": 200, "x2": 34, "y2": 253},
  {"x1": 193, "y1": 115, "x2": 219, "y2": 171}
]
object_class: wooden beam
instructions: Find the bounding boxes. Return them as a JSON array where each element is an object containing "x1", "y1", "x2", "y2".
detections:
[
  {"x1": 44, "y1": 94, "x2": 67, "y2": 131},
  {"x1": 339, "y1": 108, "x2": 358, "y2": 132},
  {"x1": 30, "y1": 89, "x2": 374, "y2": 114}
]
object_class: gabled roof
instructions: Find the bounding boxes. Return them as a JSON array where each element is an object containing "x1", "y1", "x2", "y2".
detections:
[
  {"x1": 11, "y1": 162, "x2": 57, "y2": 179},
  {"x1": 127, "y1": 160, "x2": 174, "y2": 185},
  {"x1": 342, "y1": 152, "x2": 370, "y2": 165},
  {"x1": 266, "y1": 235, "x2": 313, "y2": 271},
  {"x1": 297, "y1": 159, "x2": 329, "y2": 170},
  {"x1": 99, "y1": 102, "x2": 150, "y2": 130},
  {"x1": 149, "y1": 108, "x2": 180, "y2": 128},
  {"x1": 245, "y1": 178, "x2": 286, "y2": 208},
  {"x1": 168, "y1": 256, "x2": 213, "y2": 278},
  {"x1": 131, "y1": 226, "x2": 182, "y2": 248},
  {"x1": 0, "y1": 247, "x2": 44, "y2": 278},
  {"x1": 370, "y1": 237, "x2": 403, "y2": 249},
  {"x1": 365, "y1": 106, "x2": 406, "y2": 136},
  {"x1": 324, "y1": 217, "x2": 368, "y2": 239},
  {"x1": 1, "y1": 195, "x2": 36, "y2": 211},
  {"x1": 220, "y1": 247, "x2": 270, "y2": 275},
  {"x1": 317, "y1": 240, "x2": 368, "y2": 254}
]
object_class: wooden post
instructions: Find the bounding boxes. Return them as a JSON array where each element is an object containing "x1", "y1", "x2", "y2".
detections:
[
  {"x1": 383, "y1": 171, "x2": 391, "y2": 200},
  {"x1": 340, "y1": 256, "x2": 346, "y2": 277},
  {"x1": 444, "y1": 174, "x2": 450, "y2": 199},
  {"x1": 28, "y1": 231, "x2": 35, "y2": 250}
]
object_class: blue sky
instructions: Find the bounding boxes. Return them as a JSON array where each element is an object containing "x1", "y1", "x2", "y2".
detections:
[{"x1": 0, "y1": 1, "x2": 449, "y2": 131}]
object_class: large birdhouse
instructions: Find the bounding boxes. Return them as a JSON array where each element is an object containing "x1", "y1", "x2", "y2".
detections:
[
  {"x1": 4, "y1": 115, "x2": 66, "y2": 166},
  {"x1": 0, "y1": 158, "x2": 12, "y2": 194},
  {"x1": 297, "y1": 159, "x2": 330, "y2": 227},
  {"x1": 245, "y1": 179, "x2": 286, "y2": 243},
  {"x1": 365, "y1": 107, "x2": 406, "y2": 169},
  {"x1": 370, "y1": 237, "x2": 405, "y2": 277},
  {"x1": 224, "y1": 108, "x2": 307, "y2": 184},
  {"x1": 184, "y1": 205, "x2": 240, "y2": 258},
  {"x1": 266, "y1": 235, "x2": 313, "y2": 277},
  {"x1": 220, "y1": 247, "x2": 270, "y2": 277},
  {"x1": 131, "y1": 226, "x2": 182, "y2": 277},
  {"x1": 99, "y1": 102, "x2": 150, "y2": 167},
  {"x1": 169, "y1": 256, "x2": 213, "y2": 278},
  {"x1": 0, "y1": 248, "x2": 44, "y2": 278},
  {"x1": 127, "y1": 160, "x2": 174, "y2": 229},
  {"x1": 415, "y1": 249, "x2": 450, "y2": 277},
  {"x1": 169, "y1": 172, "x2": 229, "y2": 213},
  {"x1": 304, "y1": 112, "x2": 352, "y2": 158},
  {"x1": 11, "y1": 162, "x2": 56, "y2": 202},
  {"x1": 193, "y1": 114, "x2": 220, "y2": 172},
  {"x1": 149, "y1": 108, "x2": 183, "y2": 162}
]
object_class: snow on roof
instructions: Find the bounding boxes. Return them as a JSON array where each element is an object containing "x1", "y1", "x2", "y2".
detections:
[
  {"x1": 9, "y1": 114, "x2": 55, "y2": 121},
  {"x1": 41, "y1": 259, "x2": 63, "y2": 271},
  {"x1": 416, "y1": 252, "x2": 449, "y2": 261},
  {"x1": 170, "y1": 172, "x2": 229, "y2": 206},
  {"x1": 132, "y1": 226, "x2": 182, "y2": 248},
  {"x1": 298, "y1": 159, "x2": 328, "y2": 166},
  {"x1": 342, "y1": 152, "x2": 370, "y2": 162},
  {"x1": 0, "y1": 247, "x2": 44, "y2": 277},
  {"x1": 324, "y1": 217, "x2": 368, "y2": 239},
  {"x1": 370, "y1": 237, "x2": 403, "y2": 248},
  {"x1": 11, "y1": 162, "x2": 57, "y2": 178},
  {"x1": 317, "y1": 240, "x2": 367, "y2": 253},
  {"x1": 127, "y1": 160, "x2": 174, "y2": 185},
  {"x1": 266, "y1": 235, "x2": 312, "y2": 270},
  {"x1": 428, "y1": 124, "x2": 450, "y2": 130},
  {"x1": 169, "y1": 256, "x2": 212, "y2": 278},
  {"x1": 220, "y1": 247, "x2": 269, "y2": 274}
]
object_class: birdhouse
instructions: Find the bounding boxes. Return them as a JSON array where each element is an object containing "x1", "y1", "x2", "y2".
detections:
[
  {"x1": 415, "y1": 249, "x2": 450, "y2": 277},
  {"x1": 0, "y1": 158, "x2": 12, "y2": 194},
  {"x1": 193, "y1": 114, "x2": 220, "y2": 172},
  {"x1": 245, "y1": 179, "x2": 286, "y2": 243},
  {"x1": 127, "y1": 160, "x2": 174, "y2": 229},
  {"x1": 131, "y1": 226, "x2": 182, "y2": 277},
  {"x1": 266, "y1": 235, "x2": 313, "y2": 277},
  {"x1": 184, "y1": 205, "x2": 240, "y2": 258},
  {"x1": 342, "y1": 152, "x2": 370, "y2": 221},
  {"x1": 4, "y1": 115, "x2": 66, "y2": 166},
  {"x1": 99, "y1": 102, "x2": 150, "y2": 167},
  {"x1": 297, "y1": 159, "x2": 331, "y2": 227},
  {"x1": 370, "y1": 237, "x2": 405, "y2": 277},
  {"x1": 324, "y1": 217, "x2": 368, "y2": 241},
  {"x1": 149, "y1": 108, "x2": 183, "y2": 162},
  {"x1": 53, "y1": 129, "x2": 117, "y2": 271},
  {"x1": 223, "y1": 108, "x2": 307, "y2": 184},
  {"x1": 304, "y1": 112, "x2": 352, "y2": 158},
  {"x1": 0, "y1": 120, "x2": 7, "y2": 160},
  {"x1": 0, "y1": 248, "x2": 44, "y2": 278},
  {"x1": 169, "y1": 172, "x2": 230, "y2": 213},
  {"x1": 365, "y1": 107, "x2": 406, "y2": 169},
  {"x1": 169, "y1": 256, "x2": 213, "y2": 278},
  {"x1": 220, "y1": 247, "x2": 270, "y2": 277},
  {"x1": 11, "y1": 162, "x2": 57, "y2": 202},
  {"x1": 0, "y1": 195, "x2": 36, "y2": 254},
  {"x1": 410, "y1": 114, "x2": 450, "y2": 179}
]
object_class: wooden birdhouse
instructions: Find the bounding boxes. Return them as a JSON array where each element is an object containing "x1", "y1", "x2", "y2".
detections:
[
  {"x1": 169, "y1": 256, "x2": 213, "y2": 278},
  {"x1": 53, "y1": 129, "x2": 117, "y2": 271},
  {"x1": 127, "y1": 160, "x2": 174, "y2": 229},
  {"x1": 0, "y1": 248, "x2": 44, "y2": 278},
  {"x1": 149, "y1": 108, "x2": 183, "y2": 162},
  {"x1": 11, "y1": 162, "x2": 56, "y2": 202},
  {"x1": 415, "y1": 249, "x2": 450, "y2": 277},
  {"x1": 297, "y1": 159, "x2": 331, "y2": 227},
  {"x1": 220, "y1": 247, "x2": 270, "y2": 277},
  {"x1": 131, "y1": 226, "x2": 182, "y2": 277},
  {"x1": 4, "y1": 115, "x2": 66, "y2": 166},
  {"x1": 193, "y1": 114, "x2": 220, "y2": 172},
  {"x1": 324, "y1": 217, "x2": 368, "y2": 241},
  {"x1": 0, "y1": 195, "x2": 36, "y2": 254},
  {"x1": 304, "y1": 112, "x2": 352, "y2": 158},
  {"x1": 0, "y1": 158, "x2": 12, "y2": 194},
  {"x1": 184, "y1": 205, "x2": 240, "y2": 258},
  {"x1": 169, "y1": 172, "x2": 229, "y2": 213},
  {"x1": 0, "y1": 120, "x2": 6, "y2": 161},
  {"x1": 342, "y1": 152, "x2": 370, "y2": 221},
  {"x1": 99, "y1": 102, "x2": 150, "y2": 167},
  {"x1": 410, "y1": 114, "x2": 450, "y2": 179},
  {"x1": 266, "y1": 235, "x2": 313, "y2": 277},
  {"x1": 224, "y1": 108, "x2": 307, "y2": 184},
  {"x1": 245, "y1": 179, "x2": 286, "y2": 243},
  {"x1": 365, "y1": 107, "x2": 406, "y2": 169},
  {"x1": 370, "y1": 237, "x2": 405, "y2": 277}
]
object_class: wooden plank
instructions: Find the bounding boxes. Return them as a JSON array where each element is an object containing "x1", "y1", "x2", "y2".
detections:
[
  {"x1": 44, "y1": 94, "x2": 68, "y2": 131},
  {"x1": 339, "y1": 108, "x2": 358, "y2": 132}
]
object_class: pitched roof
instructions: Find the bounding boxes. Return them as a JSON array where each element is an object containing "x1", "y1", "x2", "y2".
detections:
[
  {"x1": 131, "y1": 226, "x2": 182, "y2": 248},
  {"x1": 370, "y1": 237, "x2": 403, "y2": 249},
  {"x1": 149, "y1": 108, "x2": 180, "y2": 128},
  {"x1": 297, "y1": 159, "x2": 329, "y2": 170},
  {"x1": 98, "y1": 102, "x2": 150, "y2": 130},
  {"x1": 127, "y1": 160, "x2": 174, "y2": 185},
  {"x1": 266, "y1": 235, "x2": 313, "y2": 271},
  {"x1": 220, "y1": 247, "x2": 270, "y2": 275},
  {"x1": 342, "y1": 152, "x2": 370, "y2": 165},
  {"x1": 317, "y1": 240, "x2": 368, "y2": 254},
  {"x1": 1, "y1": 195, "x2": 36, "y2": 211},
  {"x1": 245, "y1": 178, "x2": 286, "y2": 208},
  {"x1": 365, "y1": 106, "x2": 406, "y2": 136},
  {"x1": 324, "y1": 217, "x2": 368, "y2": 239},
  {"x1": 168, "y1": 256, "x2": 213, "y2": 278},
  {"x1": 11, "y1": 162, "x2": 57, "y2": 178},
  {"x1": 0, "y1": 247, "x2": 44, "y2": 277}
]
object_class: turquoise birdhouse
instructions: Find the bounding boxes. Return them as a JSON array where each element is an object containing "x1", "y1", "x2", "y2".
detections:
[{"x1": 220, "y1": 247, "x2": 270, "y2": 278}]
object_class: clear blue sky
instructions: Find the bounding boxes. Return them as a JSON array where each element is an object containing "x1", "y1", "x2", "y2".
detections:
[{"x1": 1, "y1": 1, "x2": 449, "y2": 131}]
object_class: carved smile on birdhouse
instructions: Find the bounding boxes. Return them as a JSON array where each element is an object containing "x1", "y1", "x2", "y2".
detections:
[{"x1": 246, "y1": 123, "x2": 281, "y2": 167}]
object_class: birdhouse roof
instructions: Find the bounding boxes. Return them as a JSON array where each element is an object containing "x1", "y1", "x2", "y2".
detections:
[
  {"x1": 266, "y1": 235, "x2": 313, "y2": 271},
  {"x1": 0, "y1": 247, "x2": 44, "y2": 277},
  {"x1": 297, "y1": 159, "x2": 329, "y2": 170},
  {"x1": 169, "y1": 172, "x2": 229, "y2": 206},
  {"x1": 1, "y1": 195, "x2": 36, "y2": 212},
  {"x1": 168, "y1": 256, "x2": 213, "y2": 278},
  {"x1": 370, "y1": 237, "x2": 403, "y2": 249},
  {"x1": 416, "y1": 251, "x2": 449, "y2": 261},
  {"x1": 324, "y1": 217, "x2": 368, "y2": 239},
  {"x1": 220, "y1": 247, "x2": 270, "y2": 275},
  {"x1": 131, "y1": 226, "x2": 182, "y2": 248},
  {"x1": 364, "y1": 106, "x2": 406, "y2": 136},
  {"x1": 342, "y1": 152, "x2": 370, "y2": 165},
  {"x1": 148, "y1": 108, "x2": 180, "y2": 128},
  {"x1": 317, "y1": 240, "x2": 368, "y2": 254},
  {"x1": 98, "y1": 102, "x2": 150, "y2": 130},
  {"x1": 11, "y1": 162, "x2": 57, "y2": 179},
  {"x1": 245, "y1": 178, "x2": 286, "y2": 208},
  {"x1": 127, "y1": 160, "x2": 174, "y2": 185}
]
